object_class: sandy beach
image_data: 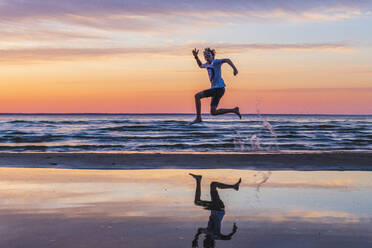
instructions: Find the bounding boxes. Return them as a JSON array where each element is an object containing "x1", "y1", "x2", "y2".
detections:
[{"x1": 0, "y1": 151, "x2": 371, "y2": 170}]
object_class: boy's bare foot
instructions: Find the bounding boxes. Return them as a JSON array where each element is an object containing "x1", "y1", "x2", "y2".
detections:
[
  {"x1": 234, "y1": 107, "x2": 242, "y2": 119},
  {"x1": 233, "y1": 178, "x2": 242, "y2": 191},
  {"x1": 189, "y1": 173, "x2": 202, "y2": 180},
  {"x1": 189, "y1": 117, "x2": 202, "y2": 125}
]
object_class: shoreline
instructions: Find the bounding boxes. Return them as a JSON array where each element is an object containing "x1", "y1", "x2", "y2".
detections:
[{"x1": 0, "y1": 151, "x2": 371, "y2": 171}]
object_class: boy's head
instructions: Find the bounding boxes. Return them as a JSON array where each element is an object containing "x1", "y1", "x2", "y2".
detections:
[{"x1": 203, "y1": 47, "x2": 215, "y2": 63}]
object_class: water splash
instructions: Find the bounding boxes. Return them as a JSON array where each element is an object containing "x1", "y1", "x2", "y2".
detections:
[
  {"x1": 233, "y1": 102, "x2": 279, "y2": 152},
  {"x1": 250, "y1": 134, "x2": 261, "y2": 151},
  {"x1": 254, "y1": 171, "x2": 272, "y2": 202},
  {"x1": 233, "y1": 130, "x2": 246, "y2": 151},
  {"x1": 256, "y1": 103, "x2": 279, "y2": 151},
  {"x1": 233, "y1": 131, "x2": 263, "y2": 152},
  {"x1": 256, "y1": 171, "x2": 272, "y2": 192},
  {"x1": 263, "y1": 119, "x2": 279, "y2": 151},
  {"x1": 263, "y1": 120, "x2": 275, "y2": 136}
]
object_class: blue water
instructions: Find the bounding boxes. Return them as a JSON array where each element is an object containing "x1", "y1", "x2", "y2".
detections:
[{"x1": 0, "y1": 114, "x2": 371, "y2": 152}]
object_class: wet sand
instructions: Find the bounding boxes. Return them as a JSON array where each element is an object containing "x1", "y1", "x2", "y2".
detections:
[
  {"x1": 1, "y1": 167, "x2": 372, "y2": 247},
  {"x1": 0, "y1": 151, "x2": 371, "y2": 170}
]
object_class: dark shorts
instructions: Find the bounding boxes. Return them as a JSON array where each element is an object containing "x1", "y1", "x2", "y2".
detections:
[
  {"x1": 210, "y1": 189, "x2": 225, "y2": 210},
  {"x1": 202, "y1": 87, "x2": 225, "y2": 107}
]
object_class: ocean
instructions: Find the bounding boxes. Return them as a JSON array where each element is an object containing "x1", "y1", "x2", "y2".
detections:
[{"x1": 0, "y1": 114, "x2": 371, "y2": 152}]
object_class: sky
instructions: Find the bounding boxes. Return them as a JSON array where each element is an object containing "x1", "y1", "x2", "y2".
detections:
[{"x1": 0, "y1": 0, "x2": 371, "y2": 114}]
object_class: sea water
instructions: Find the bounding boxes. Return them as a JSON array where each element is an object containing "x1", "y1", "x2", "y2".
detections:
[{"x1": 0, "y1": 114, "x2": 371, "y2": 152}]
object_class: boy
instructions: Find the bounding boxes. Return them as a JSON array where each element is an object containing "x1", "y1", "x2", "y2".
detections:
[{"x1": 190, "y1": 47, "x2": 241, "y2": 125}]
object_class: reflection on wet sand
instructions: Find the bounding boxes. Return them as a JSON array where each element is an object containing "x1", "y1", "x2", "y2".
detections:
[
  {"x1": 0, "y1": 168, "x2": 372, "y2": 247},
  {"x1": 190, "y1": 173, "x2": 241, "y2": 247}
]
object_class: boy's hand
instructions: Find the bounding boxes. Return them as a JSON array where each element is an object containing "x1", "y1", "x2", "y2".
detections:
[
  {"x1": 192, "y1": 48, "x2": 199, "y2": 57},
  {"x1": 233, "y1": 223, "x2": 238, "y2": 232},
  {"x1": 233, "y1": 68, "x2": 238, "y2": 76}
]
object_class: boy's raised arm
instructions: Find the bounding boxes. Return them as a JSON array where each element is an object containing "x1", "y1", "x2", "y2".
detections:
[
  {"x1": 192, "y1": 48, "x2": 204, "y2": 68},
  {"x1": 222, "y1": 58, "x2": 238, "y2": 76}
]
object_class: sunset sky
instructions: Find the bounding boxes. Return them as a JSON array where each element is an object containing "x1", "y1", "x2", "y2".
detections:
[{"x1": 0, "y1": 0, "x2": 371, "y2": 114}]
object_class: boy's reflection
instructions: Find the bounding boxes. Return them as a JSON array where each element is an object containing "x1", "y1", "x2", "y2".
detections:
[{"x1": 189, "y1": 173, "x2": 241, "y2": 248}]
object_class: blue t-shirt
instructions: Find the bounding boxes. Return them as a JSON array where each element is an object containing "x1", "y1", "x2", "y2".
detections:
[
  {"x1": 206, "y1": 210, "x2": 225, "y2": 240},
  {"x1": 202, "y1": 59, "x2": 226, "y2": 89}
]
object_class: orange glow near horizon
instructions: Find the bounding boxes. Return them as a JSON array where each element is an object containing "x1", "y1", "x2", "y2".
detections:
[{"x1": 0, "y1": 50, "x2": 371, "y2": 114}]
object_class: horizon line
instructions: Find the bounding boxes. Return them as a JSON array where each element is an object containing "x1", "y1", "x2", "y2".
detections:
[{"x1": 0, "y1": 113, "x2": 371, "y2": 116}]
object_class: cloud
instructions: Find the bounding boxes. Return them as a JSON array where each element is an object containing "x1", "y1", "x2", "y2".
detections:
[
  {"x1": 0, "y1": 0, "x2": 370, "y2": 36},
  {"x1": 243, "y1": 209, "x2": 363, "y2": 224},
  {"x1": 209, "y1": 42, "x2": 352, "y2": 52},
  {"x1": 0, "y1": 42, "x2": 352, "y2": 63},
  {"x1": 261, "y1": 180, "x2": 355, "y2": 190},
  {"x1": 0, "y1": 29, "x2": 105, "y2": 41},
  {"x1": 1, "y1": 1, "x2": 370, "y2": 20}
]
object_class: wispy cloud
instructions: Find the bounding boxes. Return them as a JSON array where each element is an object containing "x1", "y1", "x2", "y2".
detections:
[
  {"x1": 262, "y1": 180, "x2": 354, "y2": 190},
  {"x1": 0, "y1": 0, "x2": 370, "y2": 40},
  {"x1": 0, "y1": 29, "x2": 105, "y2": 41},
  {"x1": 208, "y1": 42, "x2": 352, "y2": 52},
  {"x1": 0, "y1": 42, "x2": 352, "y2": 63},
  {"x1": 1, "y1": 1, "x2": 370, "y2": 21},
  {"x1": 244, "y1": 209, "x2": 363, "y2": 224}
]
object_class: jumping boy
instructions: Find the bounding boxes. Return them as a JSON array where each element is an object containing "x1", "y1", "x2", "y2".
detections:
[{"x1": 190, "y1": 48, "x2": 241, "y2": 125}]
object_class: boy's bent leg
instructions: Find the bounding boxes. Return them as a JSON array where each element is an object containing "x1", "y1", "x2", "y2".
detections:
[
  {"x1": 209, "y1": 88, "x2": 241, "y2": 119},
  {"x1": 210, "y1": 106, "x2": 241, "y2": 119},
  {"x1": 210, "y1": 179, "x2": 241, "y2": 191}
]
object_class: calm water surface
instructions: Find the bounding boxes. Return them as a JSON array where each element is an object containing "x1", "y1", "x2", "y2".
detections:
[{"x1": 1, "y1": 168, "x2": 371, "y2": 247}]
